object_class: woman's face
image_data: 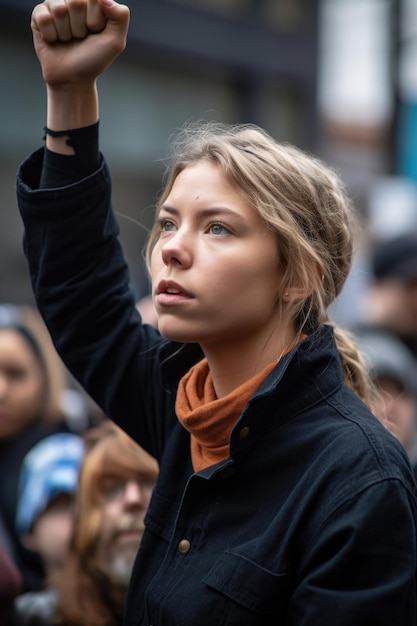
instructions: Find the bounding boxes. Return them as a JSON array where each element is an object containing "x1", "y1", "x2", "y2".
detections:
[
  {"x1": 151, "y1": 161, "x2": 285, "y2": 351},
  {"x1": 0, "y1": 329, "x2": 45, "y2": 439}
]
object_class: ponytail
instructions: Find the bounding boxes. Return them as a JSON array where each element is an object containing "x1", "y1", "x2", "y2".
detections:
[{"x1": 329, "y1": 322, "x2": 387, "y2": 427}]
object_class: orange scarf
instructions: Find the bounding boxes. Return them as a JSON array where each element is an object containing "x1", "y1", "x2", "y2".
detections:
[{"x1": 176, "y1": 360, "x2": 276, "y2": 472}]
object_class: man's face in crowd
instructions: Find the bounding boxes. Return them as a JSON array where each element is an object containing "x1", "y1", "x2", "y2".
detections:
[{"x1": 95, "y1": 469, "x2": 156, "y2": 585}]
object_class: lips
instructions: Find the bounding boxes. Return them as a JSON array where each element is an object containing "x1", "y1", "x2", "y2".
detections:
[
  {"x1": 114, "y1": 520, "x2": 145, "y2": 539},
  {"x1": 156, "y1": 280, "x2": 193, "y2": 298},
  {"x1": 155, "y1": 280, "x2": 194, "y2": 307}
]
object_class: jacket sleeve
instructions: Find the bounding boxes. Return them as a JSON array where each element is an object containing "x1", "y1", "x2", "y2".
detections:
[
  {"x1": 15, "y1": 148, "x2": 180, "y2": 459},
  {"x1": 290, "y1": 478, "x2": 416, "y2": 625}
]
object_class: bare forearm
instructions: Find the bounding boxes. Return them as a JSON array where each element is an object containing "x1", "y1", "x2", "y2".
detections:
[{"x1": 46, "y1": 83, "x2": 98, "y2": 154}]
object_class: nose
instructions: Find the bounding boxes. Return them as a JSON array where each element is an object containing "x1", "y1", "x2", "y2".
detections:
[
  {"x1": 123, "y1": 480, "x2": 149, "y2": 509},
  {"x1": 160, "y1": 229, "x2": 192, "y2": 268}
]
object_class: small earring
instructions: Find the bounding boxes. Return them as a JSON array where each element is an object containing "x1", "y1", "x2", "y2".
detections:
[{"x1": 284, "y1": 291, "x2": 289, "y2": 299}]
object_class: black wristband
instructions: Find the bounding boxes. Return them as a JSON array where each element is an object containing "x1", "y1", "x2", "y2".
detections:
[
  {"x1": 43, "y1": 127, "x2": 74, "y2": 136},
  {"x1": 40, "y1": 122, "x2": 100, "y2": 188}
]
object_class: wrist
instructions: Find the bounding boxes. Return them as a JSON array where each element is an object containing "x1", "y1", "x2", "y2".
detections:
[{"x1": 46, "y1": 82, "x2": 99, "y2": 132}]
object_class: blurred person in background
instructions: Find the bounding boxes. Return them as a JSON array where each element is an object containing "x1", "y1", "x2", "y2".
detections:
[
  {"x1": 15, "y1": 433, "x2": 84, "y2": 586},
  {"x1": 360, "y1": 233, "x2": 417, "y2": 361},
  {"x1": 11, "y1": 420, "x2": 158, "y2": 626},
  {"x1": 353, "y1": 327, "x2": 417, "y2": 471},
  {"x1": 0, "y1": 304, "x2": 71, "y2": 591}
]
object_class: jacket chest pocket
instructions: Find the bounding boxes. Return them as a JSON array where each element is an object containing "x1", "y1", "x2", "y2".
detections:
[{"x1": 203, "y1": 550, "x2": 293, "y2": 624}]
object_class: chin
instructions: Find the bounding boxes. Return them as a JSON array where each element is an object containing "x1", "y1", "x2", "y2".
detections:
[
  {"x1": 109, "y1": 550, "x2": 138, "y2": 586},
  {"x1": 157, "y1": 319, "x2": 196, "y2": 343}
]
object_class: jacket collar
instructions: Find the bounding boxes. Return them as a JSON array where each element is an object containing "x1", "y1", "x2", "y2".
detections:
[
  {"x1": 250, "y1": 324, "x2": 342, "y2": 412},
  {"x1": 227, "y1": 324, "x2": 344, "y2": 457}
]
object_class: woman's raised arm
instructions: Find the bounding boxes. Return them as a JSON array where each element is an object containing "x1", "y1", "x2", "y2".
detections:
[{"x1": 31, "y1": 0, "x2": 129, "y2": 154}]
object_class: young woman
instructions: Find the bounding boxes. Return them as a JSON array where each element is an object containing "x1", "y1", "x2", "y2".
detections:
[{"x1": 16, "y1": 1, "x2": 417, "y2": 624}]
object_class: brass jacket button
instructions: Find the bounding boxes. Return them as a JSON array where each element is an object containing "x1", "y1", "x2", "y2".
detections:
[
  {"x1": 239, "y1": 426, "x2": 250, "y2": 440},
  {"x1": 178, "y1": 539, "x2": 191, "y2": 554}
]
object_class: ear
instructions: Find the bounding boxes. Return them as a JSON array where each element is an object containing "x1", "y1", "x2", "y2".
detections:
[{"x1": 282, "y1": 286, "x2": 310, "y2": 303}]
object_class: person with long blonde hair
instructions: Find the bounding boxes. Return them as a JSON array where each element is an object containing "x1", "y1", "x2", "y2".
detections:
[{"x1": 16, "y1": 1, "x2": 416, "y2": 624}]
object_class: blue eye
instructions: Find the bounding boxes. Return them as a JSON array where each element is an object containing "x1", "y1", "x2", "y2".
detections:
[
  {"x1": 209, "y1": 223, "x2": 229, "y2": 235},
  {"x1": 160, "y1": 219, "x2": 176, "y2": 232}
]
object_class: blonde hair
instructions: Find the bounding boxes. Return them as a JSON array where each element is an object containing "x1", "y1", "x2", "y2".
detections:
[{"x1": 146, "y1": 122, "x2": 379, "y2": 415}]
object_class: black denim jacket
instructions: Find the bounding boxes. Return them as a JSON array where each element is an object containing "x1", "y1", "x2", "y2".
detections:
[{"x1": 17, "y1": 149, "x2": 417, "y2": 625}]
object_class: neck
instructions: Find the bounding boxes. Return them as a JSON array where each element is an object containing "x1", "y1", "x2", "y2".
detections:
[{"x1": 201, "y1": 323, "x2": 297, "y2": 398}]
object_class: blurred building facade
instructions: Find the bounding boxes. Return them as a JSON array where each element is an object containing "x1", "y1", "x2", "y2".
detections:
[
  {"x1": 319, "y1": 0, "x2": 417, "y2": 326},
  {"x1": 1, "y1": 0, "x2": 412, "y2": 316},
  {"x1": 0, "y1": 0, "x2": 319, "y2": 304}
]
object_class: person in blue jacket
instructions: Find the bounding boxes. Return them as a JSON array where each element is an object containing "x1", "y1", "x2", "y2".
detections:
[{"x1": 16, "y1": 1, "x2": 417, "y2": 624}]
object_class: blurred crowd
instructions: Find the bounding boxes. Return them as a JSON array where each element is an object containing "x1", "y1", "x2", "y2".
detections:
[{"x1": 0, "y1": 304, "x2": 159, "y2": 626}]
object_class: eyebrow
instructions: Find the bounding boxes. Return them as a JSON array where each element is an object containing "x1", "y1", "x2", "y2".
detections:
[{"x1": 159, "y1": 204, "x2": 244, "y2": 221}]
